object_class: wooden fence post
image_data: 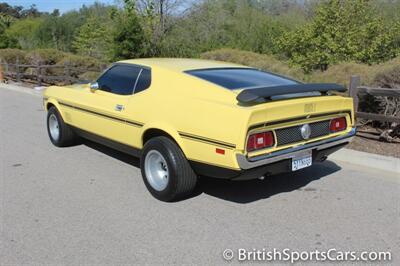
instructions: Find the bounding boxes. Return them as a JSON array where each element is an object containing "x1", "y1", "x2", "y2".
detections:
[
  {"x1": 349, "y1": 75, "x2": 360, "y2": 112},
  {"x1": 16, "y1": 57, "x2": 20, "y2": 83},
  {"x1": 4, "y1": 60, "x2": 8, "y2": 74},
  {"x1": 64, "y1": 61, "x2": 70, "y2": 84},
  {"x1": 0, "y1": 59, "x2": 3, "y2": 83},
  {"x1": 37, "y1": 62, "x2": 42, "y2": 87}
]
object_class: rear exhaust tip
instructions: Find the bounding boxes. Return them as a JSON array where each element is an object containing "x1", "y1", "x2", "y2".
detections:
[
  {"x1": 319, "y1": 156, "x2": 328, "y2": 162},
  {"x1": 259, "y1": 173, "x2": 271, "y2": 180}
]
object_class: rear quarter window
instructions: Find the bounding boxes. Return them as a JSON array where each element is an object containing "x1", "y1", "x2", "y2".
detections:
[{"x1": 134, "y1": 68, "x2": 151, "y2": 94}]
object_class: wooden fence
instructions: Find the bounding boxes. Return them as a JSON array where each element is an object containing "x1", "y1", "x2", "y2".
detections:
[
  {"x1": 349, "y1": 75, "x2": 400, "y2": 124},
  {"x1": 0, "y1": 61, "x2": 399, "y2": 127},
  {"x1": 0, "y1": 58, "x2": 107, "y2": 86}
]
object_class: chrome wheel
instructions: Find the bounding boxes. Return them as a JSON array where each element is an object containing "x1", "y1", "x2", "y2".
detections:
[
  {"x1": 144, "y1": 150, "x2": 169, "y2": 191},
  {"x1": 48, "y1": 113, "x2": 60, "y2": 141}
]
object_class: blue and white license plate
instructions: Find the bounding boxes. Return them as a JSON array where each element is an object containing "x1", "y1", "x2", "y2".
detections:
[{"x1": 292, "y1": 151, "x2": 312, "y2": 171}]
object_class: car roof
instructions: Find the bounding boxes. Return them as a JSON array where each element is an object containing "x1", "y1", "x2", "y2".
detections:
[{"x1": 117, "y1": 58, "x2": 250, "y2": 72}]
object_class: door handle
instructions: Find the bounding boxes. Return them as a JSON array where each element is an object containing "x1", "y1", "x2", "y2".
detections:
[{"x1": 115, "y1": 104, "x2": 124, "y2": 111}]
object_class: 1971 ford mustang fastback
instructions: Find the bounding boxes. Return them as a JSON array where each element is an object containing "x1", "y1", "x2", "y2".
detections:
[{"x1": 43, "y1": 59, "x2": 355, "y2": 201}]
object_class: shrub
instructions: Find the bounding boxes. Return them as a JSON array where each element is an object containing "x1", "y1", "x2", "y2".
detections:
[
  {"x1": 27, "y1": 49, "x2": 66, "y2": 65},
  {"x1": 309, "y1": 62, "x2": 376, "y2": 88},
  {"x1": 313, "y1": 56, "x2": 400, "y2": 87},
  {"x1": 0, "y1": 48, "x2": 28, "y2": 64},
  {"x1": 0, "y1": 48, "x2": 106, "y2": 81},
  {"x1": 78, "y1": 71, "x2": 101, "y2": 82},
  {"x1": 55, "y1": 54, "x2": 105, "y2": 78},
  {"x1": 25, "y1": 49, "x2": 67, "y2": 76},
  {"x1": 373, "y1": 65, "x2": 400, "y2": 88},
  {"x1": 371, "y1": 65, "x2": 400, "y2": 131}
]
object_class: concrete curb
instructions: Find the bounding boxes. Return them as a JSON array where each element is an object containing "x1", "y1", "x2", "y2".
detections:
[{"x1": 329, "y1": 148, "x2": 400, "y2": 174}]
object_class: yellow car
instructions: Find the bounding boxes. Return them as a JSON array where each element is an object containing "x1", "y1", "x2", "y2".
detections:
[{"x1": 43, "y1": 58, "x2": 355, "y2": 201}]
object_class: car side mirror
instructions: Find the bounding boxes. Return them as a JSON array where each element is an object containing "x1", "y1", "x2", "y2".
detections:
[{"x1": 90, "y1": 82, "x2": 99, "y2": 92}]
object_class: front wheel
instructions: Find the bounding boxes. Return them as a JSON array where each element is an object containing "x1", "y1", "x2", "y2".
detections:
[
  {"x1": 140, "y1": 136, "x2": 197, "y2": 202},
  {"x1": 47, "y1": 106, "x2": 77, "y2": 147}
]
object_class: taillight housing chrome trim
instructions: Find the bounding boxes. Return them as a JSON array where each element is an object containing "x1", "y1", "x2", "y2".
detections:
[{"x1": 246, "y1": 131, "x2": 274, "y2": 152}]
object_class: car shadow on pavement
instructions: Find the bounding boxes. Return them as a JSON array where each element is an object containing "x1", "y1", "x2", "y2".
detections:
[
  {"x1": 83, "y1": 140, "x2": 341, "y2": 204},
  {"x1": 83, "y1": 140, "x2": 141, "y2": 168},
  {"x1": 196, "y1": 161, "x2": 341, "y2": 203}
]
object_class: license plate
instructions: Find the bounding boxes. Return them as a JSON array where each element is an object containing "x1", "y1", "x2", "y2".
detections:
[{"x1": 292, "y1": 151, "x2": 312, "y2": 171}]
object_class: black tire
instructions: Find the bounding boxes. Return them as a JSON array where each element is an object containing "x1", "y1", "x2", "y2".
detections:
[
  {"x1": 140, "y1": 136, "x2": 198, "y2": 202},
  {"x1": 47, "y1": 106, "x2": 77, "y2": 147}
]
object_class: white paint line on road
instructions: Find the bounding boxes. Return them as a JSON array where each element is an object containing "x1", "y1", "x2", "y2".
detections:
[{"x1": 330, "y1": 148, "x2": 400, "y2": 174}]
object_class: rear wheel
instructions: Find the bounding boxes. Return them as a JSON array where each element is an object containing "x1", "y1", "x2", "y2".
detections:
[
  {"x1": 141, "y1": 136, "x2": 197, "y2": 201},
  {"x1": 47, "y1": 106, "x2": 77, "y2": 147}
]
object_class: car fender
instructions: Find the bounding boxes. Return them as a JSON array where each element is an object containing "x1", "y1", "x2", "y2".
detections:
[
  {"x1": 141, "y1": 122, "x2": 188, "y2": 155},
  {"x1": 44, "y1": 98, "x2": 67, "y2": 120}
]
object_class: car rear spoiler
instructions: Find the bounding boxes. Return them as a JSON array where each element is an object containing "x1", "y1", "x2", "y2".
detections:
[{"x1": 236, "y1": 83, "x2": 346, "y2": 103}]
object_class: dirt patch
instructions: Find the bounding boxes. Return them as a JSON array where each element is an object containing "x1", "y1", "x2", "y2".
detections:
[{"x1": 347, "y1": 136, "x2": 400, "y2": 158}]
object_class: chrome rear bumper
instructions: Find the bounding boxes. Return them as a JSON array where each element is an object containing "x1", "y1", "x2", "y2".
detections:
[{"x1": 237, "y1": 127, "x2": 356, "y2": 170}]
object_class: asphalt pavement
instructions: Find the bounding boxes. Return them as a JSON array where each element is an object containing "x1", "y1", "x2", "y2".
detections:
[{"x1": 1, "y1": 85, "x2": 399, "y2": 265}]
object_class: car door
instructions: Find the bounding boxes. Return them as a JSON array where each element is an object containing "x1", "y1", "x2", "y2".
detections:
[{"x1": 70, "y1": 64, "x2": 143, "y2": 146}]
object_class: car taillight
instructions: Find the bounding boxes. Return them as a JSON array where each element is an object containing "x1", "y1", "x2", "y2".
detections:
[
  {"x1": 246, "y1": 131, "x2": 274, "y2": 152},
  {"x1": 330, "y1": 117, "x2": 347, "y2": 132}
]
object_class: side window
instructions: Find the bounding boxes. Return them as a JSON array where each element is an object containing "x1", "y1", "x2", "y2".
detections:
[
  {"x1": 134, "y1": 68, "x2": 151, "y2": 94},
  {"x1": 97, "y1": 65, "x2": 141, "y2": 95}
]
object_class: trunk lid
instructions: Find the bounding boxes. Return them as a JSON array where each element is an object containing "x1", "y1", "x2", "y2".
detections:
[{"x1": 245, "y1": 95, "x2": 354, "y2": 128}]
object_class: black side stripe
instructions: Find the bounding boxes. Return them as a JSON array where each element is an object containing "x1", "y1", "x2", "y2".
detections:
[
  {"x1": 178, "y1": 132, "x2": 236, "y2": 149},
  {"x1": 59, "y1": 101, "x2": 144, "y2": 127}
]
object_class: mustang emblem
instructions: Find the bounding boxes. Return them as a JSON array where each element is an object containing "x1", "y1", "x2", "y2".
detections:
[{"x1": 300, "y1": 124, "x2": 312, "y2": 140}]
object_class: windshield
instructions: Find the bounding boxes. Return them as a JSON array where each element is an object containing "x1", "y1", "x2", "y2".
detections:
[{"x1": 185, "y1": 68, "x2": 299, "y2": 90}]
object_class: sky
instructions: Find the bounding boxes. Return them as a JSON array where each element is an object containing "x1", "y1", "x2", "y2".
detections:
[{"x1": 6, "y1": 0, "x2": 116, "y2": 13}]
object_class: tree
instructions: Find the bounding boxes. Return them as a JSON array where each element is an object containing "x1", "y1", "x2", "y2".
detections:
[
  {"x1": 0, "y1": 14, "x2": 16, "y2": 48},
  {"x1": 110, "y1": 2, "x2": 145, "y2": 60},
  {"x1": 72, "y1": 16, "x2": 112, "y2": 60},
  {"x1": 19, "y1": 4, "x2": 41, "y2": 18},
  {"x1": 0, "y1": 2, "x2": 44, "y2": 18},
  {"x1": 278, "y1": 0, "x2": 400, "y2": 72},
  {"x1": 5, "y1": 17, "x2": 43, "y2": 49},
  {"x1": 35, "y1": 10, "x2": 86, "y2": 51},
  {"x1": 158, "y1": 0, "x2": 296, "y2": 57},
  {"x1": 134, "y1": 0, "x2": 189, "y2": 56},
  {"x1": 0, "y1": 2, "x2": 23, "y2": 18}
]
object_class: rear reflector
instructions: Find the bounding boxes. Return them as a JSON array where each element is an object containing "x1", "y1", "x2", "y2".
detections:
[
  {"x1": 330, "y1": 117, "x2": 347, "y2": 132},
  {"x1": 247, "y1": 131, "x2": 274, "y2": 152}
]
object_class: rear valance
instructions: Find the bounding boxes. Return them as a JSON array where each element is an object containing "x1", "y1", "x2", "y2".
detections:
[{"x1": 236, "y1": 83, "x2": 346, "y2": 103}]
